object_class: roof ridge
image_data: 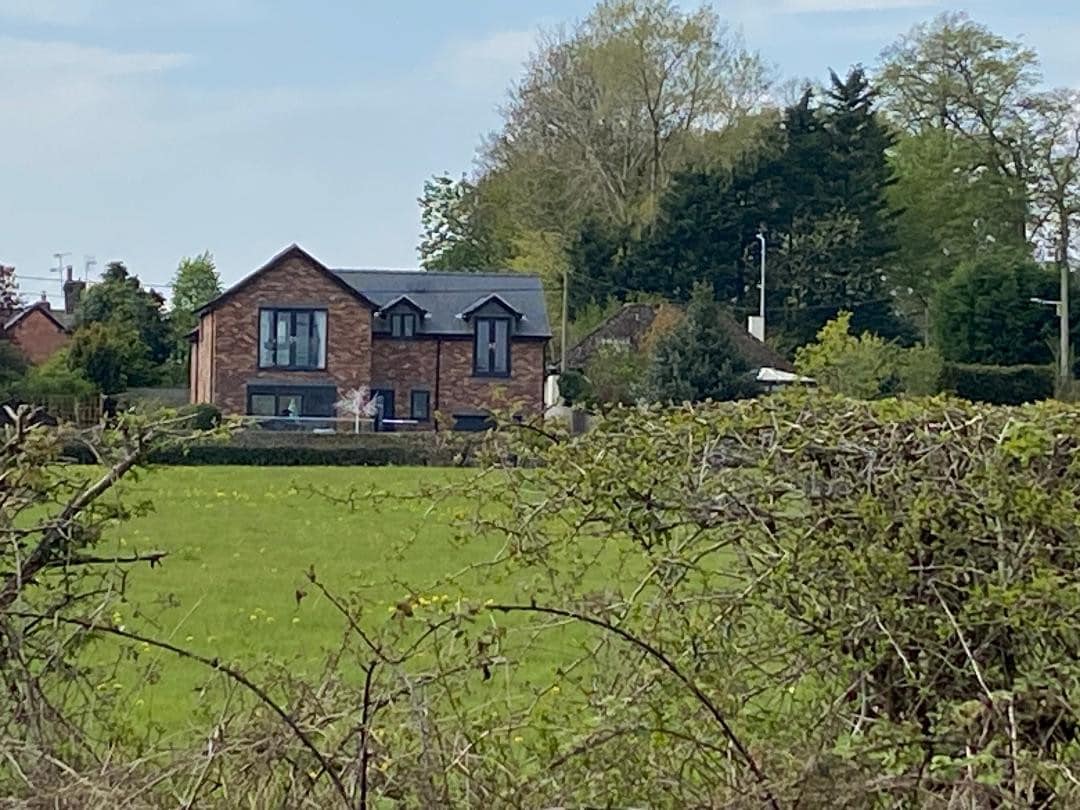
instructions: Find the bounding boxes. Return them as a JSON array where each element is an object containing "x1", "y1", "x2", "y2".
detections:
[{"x1": 333, "y1": 268, "x2": 543, "y2": 280}]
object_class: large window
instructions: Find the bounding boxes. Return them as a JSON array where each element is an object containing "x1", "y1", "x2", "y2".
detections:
[
  {"x1": 390, "y1": 312, "x2": 417, "y2": 338},
  {"x1": 473, "y1": 317, "x2": 510, "y2": 377},
  {"x1": 259, "y1": 309, "x2": 327, "y2": 370},
  {"x1": 249, "y1": 392, "x2": 302, "y2": 417},
  {"x1": 410, "y1": 390, "x2": 431, "y2": 421}
]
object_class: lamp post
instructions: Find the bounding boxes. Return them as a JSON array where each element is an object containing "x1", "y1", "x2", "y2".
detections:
[
  {"x1": 1031, "y1": 294, "x2": 1071, "y2": 389},
  {"x1": 753, "y1": 232, "x2": 767, "y2": 341}
]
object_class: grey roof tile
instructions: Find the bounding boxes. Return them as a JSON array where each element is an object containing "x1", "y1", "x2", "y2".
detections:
[{"x1": 332, "y1": 269, "x2": 551, "y2": 338}]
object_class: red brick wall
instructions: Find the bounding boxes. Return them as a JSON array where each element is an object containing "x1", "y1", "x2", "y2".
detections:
[
  {"x1": 369, "y1": 336, "x2": 545, "y2": 426},
  {"x1": 7, "y1": 309, "x2": 68, "y2": 365},
  {"x1": 370, "y1": 337, "x2": 438, "y2": 425},
  {"x1": 206, "y1": 255, "x2": 373, "y2": 414},
  {"x1": 437, "y1": 337, "x2": 545, "y2": 419}
]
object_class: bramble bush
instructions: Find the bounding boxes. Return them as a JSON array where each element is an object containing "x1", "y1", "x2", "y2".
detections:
[{"x1": 5, "y1": 394, "x2": 1080, "y2": 808}]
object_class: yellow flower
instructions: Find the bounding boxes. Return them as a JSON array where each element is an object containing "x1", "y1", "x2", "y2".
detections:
[
  {"x1": 513, "y1": 736, "x2": 524, "y2": 743},
  {"x1": 291, "y1": 617, "x2": 300, "y2": 624}
]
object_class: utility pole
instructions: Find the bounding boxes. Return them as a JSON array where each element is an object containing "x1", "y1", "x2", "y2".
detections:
[
  {"x1": 1059, "y1": 219, "x2": 1071, "y2": 390},
  {"x1": 747, "y1": 233, "x2": 767, "y2": 342},
  {"x1": 560, "y1": 266, "x2": 569, "y2": 373}
]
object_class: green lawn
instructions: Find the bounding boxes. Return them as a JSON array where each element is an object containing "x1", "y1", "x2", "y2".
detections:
[{"x1": 96, "y1": 466, "x2": 526, "y2": 733}]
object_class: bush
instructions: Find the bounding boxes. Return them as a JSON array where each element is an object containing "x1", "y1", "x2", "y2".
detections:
[
  {"x1": 177, "y1": 403, "x2": 221, "y2": 431},
  {"x1": 61, "y1": 430, "x2": 463, "y2": 467},
  {"x1": 933, "y1": 252, "x2": 1056, "y2": 365},
  {"x1": 942, "y1": 362, "x2": 1055, "y2": 405},
  {"x1": 584, "y1": 343, "x2": 647, "y2": 405},
  {"x1": 796, "y1": 311, "x2": 945, "y2": 398},
  {"x1": 16, "y1": 350, "x2": 96, "y2": 400},
  {"x1": 558, "y1": 369, "x2": 592, "y2": 405}
]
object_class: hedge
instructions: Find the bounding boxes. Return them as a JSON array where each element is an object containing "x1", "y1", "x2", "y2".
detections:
[
  {"x1": 941, "y1": 362, "x2": 1055, "y2": 406},
  {"x1": 61, "y1": 431, "x2": 471, "y2": 467}
]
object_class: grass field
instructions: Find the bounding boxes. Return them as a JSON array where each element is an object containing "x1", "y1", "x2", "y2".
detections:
[{"x1": 95, "y1": 466, "x2": 524, "y2": 733}]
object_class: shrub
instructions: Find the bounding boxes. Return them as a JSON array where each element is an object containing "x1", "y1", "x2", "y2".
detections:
[
  {"x1": 558, "y1": 369, "x2": 592, "y2": 405},
  {"x1": 797, "y1": 312, "x2": 945, "y2": 398},
  {"x1": 942, "y1": 362, "x2": 1055, "y2": 405},
  {"x1": 177, "y1": 403, "x2": 221, "y2": 431},
  {"x1": 933, "y1": 252, "x2": 1056, "y2": 365},
  {"x1": 583, "y1": 342, "x2": 647, "y2": 405},
  {"x1": 61, "y1": 431, "x2": 463, "y2": 467},
  {"x1": 17, "y1": 350, "x2": 96, "y2": 400}
]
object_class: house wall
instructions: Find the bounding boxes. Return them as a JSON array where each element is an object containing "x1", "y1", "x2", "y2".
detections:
[
  {"x1": 438, "y1": 337, "x2": 545, "y2": 419},
  {"x1": 369, "y1": 335, "x2": 546, "y2": 427},
  {"x1": 191, "y1": 310, "x2": 215, "y2": 404},
  {"x1": 370, "y1": 337, "x2": 438, "y2": 427},
  {"x1": 208, "y1": 255, "x2": 373, "y2": 414},
  {"x1": 7, "y1": 309, "x2": 68, "y2": 365}
]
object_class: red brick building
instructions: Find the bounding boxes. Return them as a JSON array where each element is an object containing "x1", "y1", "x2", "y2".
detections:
[
  {"x1": 2, "y1": 302, "x2": 70, "y2": 365},
  {"x1": 189, "y1": 244, "x2": 550, "y2": 429}
]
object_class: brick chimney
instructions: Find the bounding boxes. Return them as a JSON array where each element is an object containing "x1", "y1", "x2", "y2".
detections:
[{"x1": 63, "y1": 266, "x2": 86, "y2": 315}]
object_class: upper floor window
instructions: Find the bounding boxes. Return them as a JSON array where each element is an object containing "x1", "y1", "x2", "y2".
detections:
[
  {"x1": 390, "y1": 312, "x2": 417, "y2": 338},
  {"x1": 474, "y1": 317, "x2": 510, "y2": 377},
  {"x1": 259, "y1": 308, "x2": 327, "y2": 370}
]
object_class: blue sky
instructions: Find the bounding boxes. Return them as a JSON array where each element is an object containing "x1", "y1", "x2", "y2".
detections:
[{"x1": 2, "y1": 0, "x2": 1078, "y2": 298}]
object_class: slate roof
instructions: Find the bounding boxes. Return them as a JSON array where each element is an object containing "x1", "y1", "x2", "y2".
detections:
[
  {"x1": 333, "y1": 269, "x2": 551, "y2": 338},
  {"x1": 198, "y1": 245, "x2": 552, "y2": 339},
  {"x1": 3, "y1": 302, "x2": 72, "y2": 333}
]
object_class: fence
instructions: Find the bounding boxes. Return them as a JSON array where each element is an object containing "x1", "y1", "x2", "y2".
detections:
[
  {"x1": 243, "y1": 414, "x2": 423, "y2": 433},
  {"x1": 28, "y1": 395, "x2": 104, "y2": 427}
]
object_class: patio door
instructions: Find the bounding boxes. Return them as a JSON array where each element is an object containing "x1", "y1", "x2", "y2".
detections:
[{"x1": 372, "y1": 389, "x2": 395, "y2": 432}]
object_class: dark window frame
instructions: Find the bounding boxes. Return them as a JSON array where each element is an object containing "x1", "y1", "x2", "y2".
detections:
[
  {"x1": 472, "y1": 317, "x2": 511, "y2": 378},
  {"x1": 390, "y1": 312, "x2": 417, "y2": 338},
  {"x1": 248, "y1": 392, "x2": 304, "y2": 417},
  {"x1": 257, "y1": 307, "x2": 328, "y2": 371},
  {"x1": 410, "y1": 390, "x2": 431, "y2": 421}
]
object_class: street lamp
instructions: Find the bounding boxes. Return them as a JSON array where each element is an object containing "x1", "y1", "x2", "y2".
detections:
[
  {"x1": 1030, "y1": 296, "x2": 1071, "y2": 388},
  {"x1": 748, "y1": 232, "x2": 767, "y2": 342}
]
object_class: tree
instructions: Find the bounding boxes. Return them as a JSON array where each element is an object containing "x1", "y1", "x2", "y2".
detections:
[
  {"x1": 17, "y1": 350, "x2": 95, "y2": 399},
  {"x1": 644, "y1": 284, "x2": 757, "y2": 402},
  {"x1": 888, "y1": 129, "x2": 1028, "y2": 338},
  {"x1": 488, "y1": 0, "x2": 770, "y2": 232},
  {"x1": 417, "y1": 174, "x2": 515, "y2": 270},
  {"x1": 170, "y1": 252, "x2": 222, "y2": 338},
  {"x1": 0, "y1": 264, "x2": 20, "y2": 312},
  {"x1": 933, "y1": 252, "x2": 1057, "y2": 365},
  {"x1": 0, "y1": 338, "x2": 28, "y2": 399},
  {"x1": 67, "y1": 322, "x2": 147, "y2": 394},
  {"x1": 627, "y1": 69, "x2": 905, "y2": 346},
  {"x1": 878, "y1": 12, "x2": 1039, "y2": 239},
  {"x1": 74, "y1": 261, "x2": 171, "y2": 387}
]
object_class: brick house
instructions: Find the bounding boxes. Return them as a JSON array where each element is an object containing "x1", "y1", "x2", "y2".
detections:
[
  {"x1": 189, "y1": 244, "x2": 551, "y2": 429},
  {"x1": 1, "y1": 268, "x2": 86, "y2": 365}
]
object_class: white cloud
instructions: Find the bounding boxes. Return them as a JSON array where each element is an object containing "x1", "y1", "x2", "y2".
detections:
[
  {"x1": 0, "y1": 38, "x2": 189, "y2": 168},
  {"x1": 778, "y1": 0, "x2": 936, "y2": 11}
]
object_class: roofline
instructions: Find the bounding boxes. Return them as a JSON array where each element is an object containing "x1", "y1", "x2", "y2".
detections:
[
  {"x1": 458, "y1": 293, "x2": 526, "y2": 320},
  {"x1": 334, "y1": 268, "x2": 544, "y2": 281},
  {"x1": 196, "y1": 244, "x2": 378, "y2": 316},
  {"x1": 4, "y1": 302, "x2": 71, "y2": 333},
  {"x1": 567, "y1": 302, "x2": 667, "y2": 355},
  {"x1": 375, "y1": 294, "x2": 429, "y2": 317}
]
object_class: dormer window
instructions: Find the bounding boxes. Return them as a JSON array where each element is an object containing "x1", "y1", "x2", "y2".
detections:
[
  {"x1": 390, "y1": 312, "x2": 417, "y2": 338},
  {"x1": 473, "y1": 317, "x2": 510, "y2": 377}
]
